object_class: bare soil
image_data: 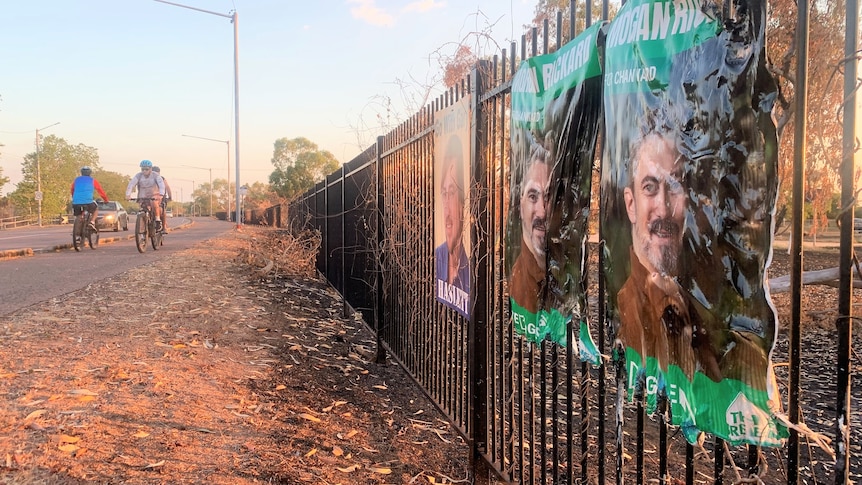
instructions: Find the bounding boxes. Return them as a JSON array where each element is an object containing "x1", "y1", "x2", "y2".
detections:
[{"x1": 0, "y1": 226, "x2": 857, "y2": 484}]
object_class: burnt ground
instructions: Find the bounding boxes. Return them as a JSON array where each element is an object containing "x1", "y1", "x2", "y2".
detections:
[
  {"x1": 0, "y1": 226, "x2": 858, "y2": 484},
  {"x1": 0, "y1": 228, "x2": 472, "y2": 485}
]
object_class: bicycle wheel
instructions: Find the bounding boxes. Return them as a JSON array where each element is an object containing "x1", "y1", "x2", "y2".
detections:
[
  {"x1": 87, "y1": 223, "x2": 100, "y2": 249},
  {"x1": 135, "y1": 213, "x2": 148, "y2": 253},
  {"x1": 72, "y1": 216, "x2": 84, "y2": 252}
]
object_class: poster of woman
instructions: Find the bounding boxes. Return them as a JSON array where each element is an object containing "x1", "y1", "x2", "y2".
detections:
[{"x1": 434, "y1": 97, "x2": 471, "y2": 319}]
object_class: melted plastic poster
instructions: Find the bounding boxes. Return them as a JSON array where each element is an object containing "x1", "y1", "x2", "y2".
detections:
[
  {"x1": 507, "y1": 22, "x2": 602, "y2": 364},
  {"x1": 601, "y1": 0, "x2": 787, "y2": 445}
]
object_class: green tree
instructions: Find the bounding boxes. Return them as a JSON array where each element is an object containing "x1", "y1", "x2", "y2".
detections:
[
  {"x1": 189, "y1": 178, "x2": 236, "y2": 216},
  {"x1": 93, "y1": 170, "x2": 131, "y2": 203},
  {"x1": 268, "y1": 137, "x2": 340, "y2": 201},
  {"x1": 213, "y1": 178, "x2": 233, "y2": 214},
  {"x1": 9, "y1": 135, "x2": 100, "y2": 219},
  {"x1": 766, "y1": 0, "x2": 849, "y2": 236},
  {"x1": 242, "y1": 181, "x2": 279, "y2": 211},
  {"x1": 0, "y1": 165, "x2": 9, "y2": 195},
  {"x1": 191, "y1": 181, "x2": 217, "y2": 216}
]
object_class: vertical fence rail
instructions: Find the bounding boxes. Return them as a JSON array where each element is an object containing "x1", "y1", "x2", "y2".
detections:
[
  {"x1": 788, "y1": 0, "x2": 809, "y2": 480},
  {"x1": 286, "y1": 0, "x2": 860, "y2": 482},
  {"x1": 836, "y1": 0, "x2": 859, "y2": 480},
  {"x1": 470, "y1": 61, "x2": 489, "y2": 474}
]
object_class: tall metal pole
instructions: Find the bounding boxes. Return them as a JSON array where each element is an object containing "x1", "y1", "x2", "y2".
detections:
[
  {"x1": 36, "y1": 129, "x2": 42, "y2": 227},
  {"x1": 154, "y1": 0, "x2": 240, "y2": 226},
  {"x1": 232, "y1": 11, "x2": 241, "y2": 227},
  {"x1": 788, "y1": 0, "x2": 809, "y2": 480},
  {"x1": 835, "y1": 0, "x2": 859, "y2": 481},
  {"x1": 34, "y1": 121, "x2": 60, "y2": 227},
  {"x1": 182, "y1": 134, "x2": 230, "y2": 218},
  {"x1": 226, "y1": 140, "x2": 231, "y2": 222},
  {"x1": 208, "y1": 169, "x2": 213, "y2": 216},
  {"x1": 182, "y1": 164, "x2": 214, "y2": 216}
]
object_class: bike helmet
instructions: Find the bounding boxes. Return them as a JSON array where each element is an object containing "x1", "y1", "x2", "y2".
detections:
[
  {"x1": 140, "y1": 159, "x2": 153, "y2": 169},
  {"x1": 152, "y1": 166, "x2": 161, "y2": 173},
  {"x1": 80, "y1": 166, "x2": 92, "y2": 176}
]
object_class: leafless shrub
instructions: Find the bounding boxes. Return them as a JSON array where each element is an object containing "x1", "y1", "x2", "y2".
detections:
[{"x1": 236, "y1": 226, "x2": 322, "y2": 279}]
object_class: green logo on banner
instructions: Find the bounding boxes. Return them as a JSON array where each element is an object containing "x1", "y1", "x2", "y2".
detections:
[
  {"x1": 512, "y1": 298, "x2": 601, "y2": 366},
  {"x1": 604, "y1": 0, "x2": 720, "y2": 95},
  {"x1": 511, "y1": 22, "x2": 604, "y2": 133},
  {"x1": 623, "y1": 347, "x2": 786, "y2": 446}
]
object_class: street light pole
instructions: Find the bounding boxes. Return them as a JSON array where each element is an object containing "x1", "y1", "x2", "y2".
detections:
[
  {"x1": 170, "y1": 177, "x2": 195, "y2": 217},
  {"x1": 182, "y1": 165, "x2": 213, "y2": 216},
  {"x1": 154, "y1": 0, "x2": 241, "y2": 228},
  {"x1": 35, "y1": 121, "x2": 60, "y2": 227},
  {"x1": 182, "y1": 134, "x2": 230, "y2": 220}
]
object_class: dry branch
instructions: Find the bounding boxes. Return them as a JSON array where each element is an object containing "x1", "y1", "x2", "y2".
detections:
[
  {"x1": 769, "y1": 266, "x2": 862, "y2": 293},
  {"x1": 236, "y1": 226, "x2": 321, "y2": 278}
]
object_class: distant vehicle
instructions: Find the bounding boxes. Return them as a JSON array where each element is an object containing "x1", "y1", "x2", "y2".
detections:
[
  {"x1": 855, "y1": 218, "x2": 862, "y2": 232},
  {"x1": 166, "y1": 209, "x2": 173, "y2": 218},
  {"x1": 96, "y1": 201, "x2": 129, "y2": 232}
]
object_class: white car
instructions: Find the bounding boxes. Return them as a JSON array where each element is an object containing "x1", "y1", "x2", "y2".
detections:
[{"x1": 96, "y1": 201, "x2": 129, "y2": 232}]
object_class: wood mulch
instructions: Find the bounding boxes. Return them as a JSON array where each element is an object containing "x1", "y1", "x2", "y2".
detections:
[{"x1": 0, "y1": 227, "x2": 470, "y2": 484}]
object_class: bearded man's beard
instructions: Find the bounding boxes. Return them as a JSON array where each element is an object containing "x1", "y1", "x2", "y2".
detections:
[{"x1": 644, "y1": 218, "x2": 681, "y2": 275}]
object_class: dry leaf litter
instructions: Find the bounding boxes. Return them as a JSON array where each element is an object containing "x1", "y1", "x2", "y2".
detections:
[
  {"x1": 1, "y1": 226, "x2": 860, "y2": 484},
  {"x1": 0, "y1": 227, "x2": 471, "y2": 485}
]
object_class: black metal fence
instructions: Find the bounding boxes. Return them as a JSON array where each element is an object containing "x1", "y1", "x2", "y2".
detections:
[{"x1": 288, "y1": 0, "x2": 860, "y2": 482}]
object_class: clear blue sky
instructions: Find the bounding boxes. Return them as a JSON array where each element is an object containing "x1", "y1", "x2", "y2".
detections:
[{"x1": 1, "y1": 0, "x2": 537, "y2": 201}]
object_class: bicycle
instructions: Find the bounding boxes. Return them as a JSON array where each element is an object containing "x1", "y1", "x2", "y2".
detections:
[
  {"x1": 131, "y1": 197, "x2": 163, "y2": 253},
  {"x1": 72, "y1": 202, "x2": 100, "y2": 251}
]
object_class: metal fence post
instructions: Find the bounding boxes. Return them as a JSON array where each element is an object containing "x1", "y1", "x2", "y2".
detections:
[
  {"x1": 469, "y1": 61, "x2": 490, "y2": 475},
  {"x1": 787, "y1": 0, "x2": 810, "y2": 480},
  {"x1": 342, "y1": 163, "x2": 350, "y2": 319},
  {"x1": 835, "y1": 0, "x2": 859, "y2": 481},
  {"x1": 375, "y1": 135, "x2": 387, "y2": 364}
]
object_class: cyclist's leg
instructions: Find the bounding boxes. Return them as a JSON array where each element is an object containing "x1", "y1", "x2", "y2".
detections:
[
  {"x1": 72, "y1": 205, "x2": 84, "y2": 237},
  {"x1": 153, "y1": 195, "x2": 164, "y2": 230},
  {"x1": 142, "y1": 200, "x2": 152, "y2": 222},
  {"x1": 148, "y1": 200, "x2": 159, "y2": 227},
  {"x1": 73, "y1": 204, "x2": 86, "y2": 225},
  {"x1": 87, "y1": 201, "x2": 98, "y2": 228},
  {"x1": 161, "y1": 199, "x2": 169, "y2": 230},
  {"x1": 158, "y1": 196, "x2": 164, "y2": 222}
]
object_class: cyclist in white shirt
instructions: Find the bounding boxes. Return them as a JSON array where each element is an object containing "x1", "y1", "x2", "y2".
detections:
[{"x1": 125, "y1": 159, "x2": 166, "y2": 231}]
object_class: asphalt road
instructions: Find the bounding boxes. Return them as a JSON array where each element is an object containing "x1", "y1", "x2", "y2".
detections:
[
  {"x1": 0, "y1": 217, "x2": 142, "y2": 253},
  {"x1": 0, "y1": 217, "x2": 235, "y2": 317}
]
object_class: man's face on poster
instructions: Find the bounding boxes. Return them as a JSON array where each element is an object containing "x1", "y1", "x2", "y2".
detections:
[
  {"x1": 519, "y1": 160, "x2": 550, "y2": 267},
  {"x1": 624, "y1": 133, "x2": 685, "y2": 275},
  {"x1": 441, "y1": 161, "x2": 464, "y2": 250}
]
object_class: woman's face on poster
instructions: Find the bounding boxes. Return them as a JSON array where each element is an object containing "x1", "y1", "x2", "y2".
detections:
[{"x1": 441, "y1": 161, "x2": 464, "y2": 249}]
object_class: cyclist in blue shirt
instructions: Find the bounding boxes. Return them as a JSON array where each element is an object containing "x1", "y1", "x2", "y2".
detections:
[{"x1": 70, "y1": 166, "x2": 109, "y2": 231}]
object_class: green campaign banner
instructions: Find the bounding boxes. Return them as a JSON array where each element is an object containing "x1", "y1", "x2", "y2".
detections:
[
  {"x1": 507, "y1": 22, "x2": 603, "y2": 365},
  {"x1": 601, "y1": 0, "x2": 787, "y2": 446}
]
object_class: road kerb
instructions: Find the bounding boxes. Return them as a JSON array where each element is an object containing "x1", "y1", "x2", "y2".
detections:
[{"x1": 0, "y1": 220, "x2": 194, "y2": 260}]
